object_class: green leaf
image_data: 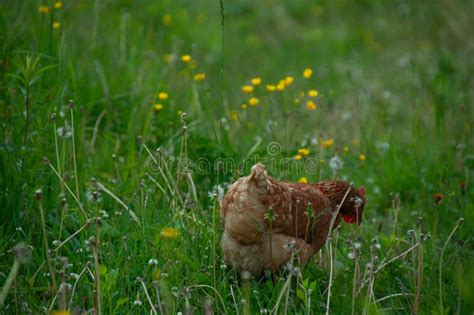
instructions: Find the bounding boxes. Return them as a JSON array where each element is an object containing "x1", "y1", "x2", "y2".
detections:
[
  {"x1": 113, "y1": 297, "x2": 129, "y2": 312},
  {"x1": 296, "y1": 289, "x2": 305, "y2": 301}
]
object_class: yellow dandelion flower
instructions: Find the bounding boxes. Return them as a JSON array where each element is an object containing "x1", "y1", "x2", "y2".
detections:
[
  {"x1": 298, "y1": 148, "x2": 311, "y2": 156},
  {"x1": 51, "y1": 311, "x2": 71, "y2": 315},
  {"x1": 38, "y1": 6, "x2": 49, "y2": 14},
  {"x1": 162, "y1": 14, "x2": 172, "y2": 26},
  {"x1": 230, "y1": 111, "x2": 239, "y2": 121},
  {"x1": 241, "y1": 103, "x2": 248, "y2": 109},
  {"x1": 160, "y1": 227, "x2": 179, "y2": 238},
  {"x1": 248, "y1": 97, "x2": 259, "y2": 106},
  {"x1": 154, "y1": 104, "x2": 163, "y2": 111},
  {"x1": 276, "y1": 82, "x2": 285, "y2": 91},
  {"x1": 242, "y1": 85, "x2": 254, "y2": 93},
  {"x1": 266, "y1": 84, "x2": 276, "y2": 92},
  {"x1": 306, "y1": 100, "x2": 317, "y2": 110},
  {"x1": 158, "y1": 92, "x2": 168, "y2": 100},
  {"x1": 321, "y1": 138, "x2": 334, "y2": 148},
  {"x1": 303, "y1": 68, "x2": 313, "y2": 78},
  {"x1": 251, "y1": 77, "x2": 262, "y2": 86},
  {"x1": 343, "y1": 146, "x2": 350, "y2": 153},
  {"x1": 181, "y1": 54, "x2": 191, "y2": 63},
  {"x1": 194, "y1": 72, "x2": 206, "y2": 81},
  {"x1": 359, "y1": 154, "x2": 366, "y2": 161},
  {"x1": 294, "y1": 154, "x2": 302, "y2": 161},
  {"x1": 53, "y1": 2, "x2": 62, "y2": 9},
  {"x1": 285, "y1": 76, "x2": 294, "y2": 85},
  {"x1": 298, "y1": 177, "x2": 308, "y2": 184},
  {"x1": 52, "y1": 22, "x2": 61, "y2": 30},
  {"x1": 308, "y1": 89, "x2": 319, "y2": 97}
]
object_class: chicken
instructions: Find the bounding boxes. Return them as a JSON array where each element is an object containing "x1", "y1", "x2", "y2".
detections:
[{"x1": 221, "y1": 163, "x2": 366, "y2": 276}]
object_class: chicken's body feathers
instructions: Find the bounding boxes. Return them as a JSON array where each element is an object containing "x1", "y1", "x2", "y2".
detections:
[{"x1": 221, "y1": 163, "x2": 366, "y2": 275}]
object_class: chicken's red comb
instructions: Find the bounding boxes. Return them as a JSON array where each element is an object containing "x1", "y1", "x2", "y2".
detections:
[
  {"x1": 359, "y1": 187, "x2": 366, "y2": 197},
  {"x1": 343, "y1": 214, "x2": 358, "y2": 224}
]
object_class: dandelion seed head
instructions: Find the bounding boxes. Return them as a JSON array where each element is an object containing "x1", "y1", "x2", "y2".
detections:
[{"x1": 329, "y1": 155, "x2": 344, "y2": 173}]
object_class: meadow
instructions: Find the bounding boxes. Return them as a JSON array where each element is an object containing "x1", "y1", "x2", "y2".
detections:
[{"x1": 1, "y1": 0, "x2": 473, "y2": 313}]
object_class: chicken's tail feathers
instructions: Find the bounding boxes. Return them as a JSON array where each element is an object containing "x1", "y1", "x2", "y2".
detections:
[{"x1": 248, "y1": 163, "x2": 268, "y2": 190}]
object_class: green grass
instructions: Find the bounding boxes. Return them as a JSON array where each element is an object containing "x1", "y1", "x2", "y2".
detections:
[{"x1": 1, "y1": 0, "x2": 473, "y2": 313}]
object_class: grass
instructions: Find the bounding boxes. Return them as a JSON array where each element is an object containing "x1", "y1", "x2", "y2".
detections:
[{"x1": 1, "y1": 0, "x2": 473, "y2": 313}]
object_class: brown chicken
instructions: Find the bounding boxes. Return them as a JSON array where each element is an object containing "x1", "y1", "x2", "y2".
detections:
[{"x1": 221, "y1": 163, "x2": 366, "y2": 276}]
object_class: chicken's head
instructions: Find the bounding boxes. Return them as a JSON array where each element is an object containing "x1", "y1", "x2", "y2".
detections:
[{"x1": 340, "y1": 186, "x2": 366, "y2": 224}]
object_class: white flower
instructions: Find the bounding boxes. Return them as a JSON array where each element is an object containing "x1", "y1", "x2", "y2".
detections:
[
  {"x1": 70, "y1": 273, "x2": 80, "y2": 280},
  {"x1": 56, "y1": 122, "x2": 72, "y2": 138},
  {"x1": 376, "y1": 141, "x2": 390, "y2": 153},
  {"x1": 347, "y1": 252, "x2": 357, "y2": 260},
  {"x1": 329, "y1": 155, "x2": 344, "y2": 173},
  {"x1": 353, "y1": 242, "x2": 362, "y2": 250},
  {"x1": 342, "y1": 112, "x2": 352, "y2": 121},
  {"x1": 148, "y1": 258, "x2": 158, "y2": 266},
  {"x1": 99, "y1": 209, "x2": 109, "y2": 219},
  {"x1": 134, "y1": 299, "x2": 142, "y2": 306},
  {"x1": 208, "y1": 184, "x2": 225, "y2": 205},
  {"x1": 241, "y1": 270, "x2": 251, "y2": 280}
]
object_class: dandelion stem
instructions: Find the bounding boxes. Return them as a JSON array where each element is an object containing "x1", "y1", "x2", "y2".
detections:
[
  {"x1": 186, "y1": 285, "x2": 227, "y2": 313},
  {"x1": 94, "y1": 181, "x2": 140, "y2": 224},
  {"x1": 413, "y1": 221, "x2": 424, "y2": 315},
  {"x1": 52, "y1": 118, "x2": 65, "y2": 194},
  {"x1": 370, "y1": 235, "x2": 429, "y2": 280},
  {"x1": 142, "y1": 143, "x2": 183, "y2": 206},
  {"x1": 47, "y1": 161, "x2": 88, "y2": 220},
  {"x1": 439, "y1": 218, "x2": 464, "y2": 313},
  {"x1": 70, "y1": 105, "x2": 81, "y2": 204},
  {"x1": 53, "y1": 219, "x2": 92, "y2": 252},
  {"x1": 92, "y1": 221, "x2": 102, "y2": 315},
  {"x1": 38, "y1": 200, "x2": 57, "y2": 293},
  {"x1": 0, "y1": 259, "x2": 19, "y2": 308},
  {"x1": 68, "y1": 262, "x2": 89, "y2": 311},
  {"x1": 325, "y1": 238, "x2": 333, "y2": 315},
  {"x1": 212, "y1": 195, "x2": 218, "y2": 291},
  {"x1": 272, "y1": 272, "x2": 292, "y2": 314},
  {"x1": 139, "y1": 278, "x2": 157, "y2": 315},
  {"x1": 351, "y1": 255, "x2": 360, "y2": 315}
]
